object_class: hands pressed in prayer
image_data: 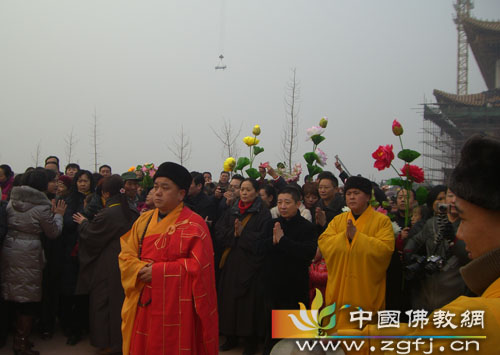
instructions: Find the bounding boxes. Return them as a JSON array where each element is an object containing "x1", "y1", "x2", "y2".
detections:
[
  {"x1": 138, "y1": 263, "x2": 153, "y2": 283},
  {"x1": 346, "y1": 219, "x2": 357, "y2": 240},
  {"x1": 273, "y1": 222, "x2": 284, "y2": 245},
  {"x1": 72, "y1": 212, "x2": 87, "y2": 225},
  {"x1": 315, "y1": 207, "x2": 327, "y2": 227}
]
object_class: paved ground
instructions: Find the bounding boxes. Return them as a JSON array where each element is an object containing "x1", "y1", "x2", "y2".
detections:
[{"x1": 0, "y1": 333, "x2": 247, "y2": 355}]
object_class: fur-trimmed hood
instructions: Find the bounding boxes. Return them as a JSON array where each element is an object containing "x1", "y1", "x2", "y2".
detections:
[{"x1": 9, "y1": 186, "x2": 51, "y2": 212}]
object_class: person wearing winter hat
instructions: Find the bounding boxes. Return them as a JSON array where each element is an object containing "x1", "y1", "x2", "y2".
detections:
[
  {"x1": 318, "y1": 175, "x2": 394, "y2": 332},
  {"x1": 56, "y1": 175, "x2": 72, "y2": 199},
  {"x1": 119, "y1": 162, "x2": 218, "y2": 355},
  {"x1": 337, "y1": 135, "x2": 500, "y2": 354}
]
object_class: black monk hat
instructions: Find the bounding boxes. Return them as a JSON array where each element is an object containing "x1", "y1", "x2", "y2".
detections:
[
  {"x1": 154, "y1": 162, "x2": 192, "y2": 192},
  {"x1": 344, "y1": 176, "x2": 373, "y2": 196},
  {"x1": 449, "y1": 134, "x2": 500, "y2": 211}
]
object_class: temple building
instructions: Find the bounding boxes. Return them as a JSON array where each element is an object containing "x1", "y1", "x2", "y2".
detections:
[{"x1": 422, "y1": 16, "x2": 500, "y2": 184}]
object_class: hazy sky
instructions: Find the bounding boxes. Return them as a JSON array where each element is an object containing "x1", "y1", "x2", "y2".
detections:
[{"x1": 1, "y1": 0, "x2": 499, "y2": 181}]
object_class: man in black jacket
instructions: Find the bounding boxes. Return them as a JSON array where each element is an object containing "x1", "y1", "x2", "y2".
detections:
[
  {"x1": 311, "y1": 171, "x2": 345, "y2": 234},
  {"x1": 262, "y1": 186, "x2": 317, "y2": 354},
  {"x1": 185, "y1": 171, "x2": 216, "y2": 224}
]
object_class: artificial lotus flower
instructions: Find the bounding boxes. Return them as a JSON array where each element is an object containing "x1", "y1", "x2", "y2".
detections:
[
  {"x1": 315, "y1": 147, "x2": 328, "y2": 167},
  {"x1": 319, "y1": 117, "x2": 328, "y2": 128},
  {"x1": 372, "y1": 144, "x2": 395, "y2": 171},
  {"x1": 243, "y1": 136, "x2": 260, "y2": 146},
  {"x1": 392, "y1": 119, "x2": 404, "y2": 136},
  {"x1": 252, "y1": 124, "x2": 261, "y2": 136},
  {"x1": 223, "y1": 157, "x2": 236, "y2": 172},
  {"x1": 400, "y1": 164, "x2": 425, "y2": 183},
  {"x1": 128, "y1": 166, "x2": 136, "y2": 172},
  {"x1": 306, "y1": 126, "x2": 325, "y2": 140}
]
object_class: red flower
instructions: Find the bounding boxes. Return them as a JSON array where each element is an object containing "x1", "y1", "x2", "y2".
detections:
[
  {"x1": 392, "y1": 119, "x2": 404, "y2": 136},
  {"x1": 400, "y1": 164, "x2": 424, "y2": 183},
  {"x1": 372, "y1": 145, "x2": 395, "y2": 171}
]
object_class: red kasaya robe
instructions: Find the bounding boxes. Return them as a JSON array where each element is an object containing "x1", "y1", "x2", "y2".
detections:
[{"x1": 119, "y1": 203, "x2": 218, "y2": 355}]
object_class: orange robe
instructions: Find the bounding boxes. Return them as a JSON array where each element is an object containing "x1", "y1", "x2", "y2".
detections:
[{"x1": 119, "y1": 203, "x2": 218, "y2": 355}]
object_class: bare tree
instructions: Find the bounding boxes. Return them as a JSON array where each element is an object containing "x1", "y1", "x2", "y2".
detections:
[
  {"x1": 210, "y1": 118, "x2": 242, "y2": 159},
  {"x1": 168, "y1": 125, "x2": 191, "y2": 166},
  {"x1": 281, "y1": 68, "x2": 300, "y2": 173},
  {"x1": 31, "y1": 140, "x2": 42, "y2": 167},
  {"x1": 91, "y1": 108, "x2": 100, "y2": 172},
  {"x1": 65, "y1": 127, "x2": 78, "y2": 164}
]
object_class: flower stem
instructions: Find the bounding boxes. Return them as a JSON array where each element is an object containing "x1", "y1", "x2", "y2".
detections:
[{"x1": 399, "y1": 136, "x2": 404, "y2": 151}]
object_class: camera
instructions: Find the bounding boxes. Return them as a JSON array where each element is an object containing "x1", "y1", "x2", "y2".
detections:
[
  {"x1": 437, "y1": 203, "x2": 449, "y2": 214},
  {"x1": 404, "y1": 254, "x2": 444, "y2": 280}
]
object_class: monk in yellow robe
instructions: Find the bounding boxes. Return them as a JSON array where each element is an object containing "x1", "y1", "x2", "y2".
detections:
[
  {"x1": 318, "y1": 176, "x2": 394, "y2": 331},
  {"x1": 338, "y1": 136, "x2": 500, "y2": 354},
  {"x1": 119, "y1": 162, "x2": 218, "y2": 355}
]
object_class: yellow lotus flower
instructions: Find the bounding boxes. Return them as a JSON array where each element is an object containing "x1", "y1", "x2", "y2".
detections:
[
  {"x1": 128, "y1": 166, "x2": 136, "y2": 172},
  {"x1": 223, "y1": 157, "x2": 236, "y2": 172},
  {"x1": 243, "y1": 136, "x2": 260, "y2": 146},
  {"x1": 252, "y1": 124, "x2": 261, "y2": 136}
]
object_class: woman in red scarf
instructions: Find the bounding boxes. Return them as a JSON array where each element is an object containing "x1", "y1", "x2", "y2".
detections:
[{"x1": 216, "y1": 178, "x2": 273, "y2": 355}]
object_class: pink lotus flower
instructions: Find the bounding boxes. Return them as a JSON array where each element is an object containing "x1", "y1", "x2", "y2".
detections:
[
  {"x1": 306, "y1": 126, "x2": 325, "y2": 140},
  {"x1": 400, "y1": 164, "x2": 424, "y2": 183},
  {"x1": 372, "y1": 145, "x2": 395, "y2": 171},
  {"x1": 315, "y1": 147, "x2": 327, "y2": 167}
]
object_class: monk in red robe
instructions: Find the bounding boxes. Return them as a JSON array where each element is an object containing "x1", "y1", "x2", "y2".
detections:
[{"x1": 119, "y1": 162, "x2": 218, "y2": 355}]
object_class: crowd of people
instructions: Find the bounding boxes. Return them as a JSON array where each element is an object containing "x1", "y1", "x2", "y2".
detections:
[{"x1": 0, "y1": 134, "x2": 499, "y2": 355}]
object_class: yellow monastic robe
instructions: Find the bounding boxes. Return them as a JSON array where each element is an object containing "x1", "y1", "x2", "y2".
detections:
[
  {"x1": 338, "y1": 278, "x2": 500, "y2": 354},
  {"x1": 318, "y1": 206, "x2": 394, "y2": 331}
]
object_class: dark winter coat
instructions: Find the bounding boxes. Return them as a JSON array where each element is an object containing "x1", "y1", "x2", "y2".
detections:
[
  {"x1": 216, "y1": 196, "x2": 272, "y2": 337},
  {"x1": 60, "y1": 192, "x2": 86, "y2": 295},
  {"x1": 405, "y1": 218, "x2": 469, "y2": 312},
  {"x1": 263, "y1": 212, "x2": 317, "y2": 308},
  {"x1": 185, "y1": 190, "x2": 216, "y2": 222},
  {"x1": 77, "y1": 194, "x2": 139, "y2": 351},
  {"x1": 0, "y1": 200, "x2": 7, "y2": 246},
  {"x1": 311, "y1": 193, "x2": 345, "y2": 234},
  {"x1": 0, "y1": 186, "x2": 63, "y2": 302}
]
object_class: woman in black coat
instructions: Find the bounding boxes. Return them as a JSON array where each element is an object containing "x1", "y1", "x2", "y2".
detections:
[
  {"x1": 59, "y1": 170, "x2": 95, "y2": 345},
  {"x1": 73, "y1": 175, "x2": 139, "y2": 353},
  {"x1": 216, "y1": 178, "x2": 272, "y2": 355}
]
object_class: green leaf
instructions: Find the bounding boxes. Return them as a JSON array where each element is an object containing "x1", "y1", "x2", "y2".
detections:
[
  {"x1": 245, "y1": 168, "x2": 260, "y2": 179},
  {"x1": 386, "y1": 178, "x2": 403, "y2": 186},
  {"x1": 253, "y1": 146, "x2": 264, "y2": 156},
  {"x1": 397, "y1": 149, "x2": 421, "y2": 163},
  {"x1": 321, "y1": 313, "x2": 336, "y2": 331},
  {"x1": 311, "y1": 289, "x2": 323, "y2": 311},
  {"x1": 235, "y1": 157, "x2": 250, "y2": 171},
  {"x1": 416, "y1": 186, "x2": 429, "y2": 206},
  {"x1": 277, "y1": 162, "x2": 285, "y2": 169},
  {"x1": 304, "y1": 152, "x2": 319, "y2": 165},
  {"x1": 307, "y1": 164, "x2": 323, "y2": 177},
  {"x1": 319, "y1": 302, "x2": 336, "y2": 325},
  {"x1": 311, "y1": 135, "x2": 326, "y2": 145}
]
